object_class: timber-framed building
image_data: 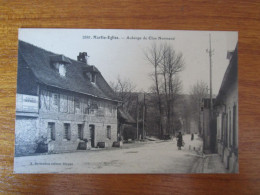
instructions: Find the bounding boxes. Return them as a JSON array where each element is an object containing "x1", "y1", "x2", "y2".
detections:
[{"x1": 15, "y1": 41, "x2": 118, "y2": 156}]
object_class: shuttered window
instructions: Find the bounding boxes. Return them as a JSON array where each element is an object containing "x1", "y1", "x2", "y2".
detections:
[
  {"x1": 78, "y1": 124, "x2": 83, "y2": 140},
  {"x1": 107, "y1": 126, "x2": 111, "y2": 139},
  {"x1": 53, "y1": 94, "x2": 59, "y2": 106},
  {"x1": 64, "y1": 123, "x2": 71, "y2": 140},
  {"x1": 48, "y1": 122, "x2": 55, "y2": 141}
]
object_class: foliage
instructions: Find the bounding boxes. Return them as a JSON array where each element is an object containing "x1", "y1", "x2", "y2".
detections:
[{"x1": 110, "y1": 76, "x2": 137, "y2": 116}]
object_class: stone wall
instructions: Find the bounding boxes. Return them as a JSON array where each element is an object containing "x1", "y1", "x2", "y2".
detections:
[
  {"x1": 16, "y1": 86, "x2": 118, "y2": 155},
  {"x1": 38, "y1": 87, "x2": 118, "y2": 153},
  {"x1": 38, "y1": 112, "x2": 117, "y2": 153},
  {"x1": 15, "y1": 116, "x2": 38, "y2": 156},
  {"x1": 94, "y1": 123, "x2": 117, "y2": 147}
]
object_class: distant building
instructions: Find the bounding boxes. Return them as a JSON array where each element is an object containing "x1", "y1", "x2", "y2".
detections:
[
  {"x1": 214, "y1": 45, "x2": 238, "y2": 172},
  {"x1": 15, "y1": 41, "x2": 119, "y2": 156},
  {"x1": 117, "y1": 107, "x2": 137, "y2": 141}
]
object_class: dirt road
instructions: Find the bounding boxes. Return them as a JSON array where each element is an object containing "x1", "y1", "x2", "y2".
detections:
[{"x1": 14, "y1": 135, "x2": 204, "y2": 173}]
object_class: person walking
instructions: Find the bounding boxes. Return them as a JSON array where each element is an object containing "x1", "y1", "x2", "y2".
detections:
[{"x1": 177, "y1": 132, "x2": 183, "y2": 150}]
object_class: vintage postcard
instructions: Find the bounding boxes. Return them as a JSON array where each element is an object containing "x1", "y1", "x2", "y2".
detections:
[{"x1": 14, "y1": 29, "x2": 238, "y2": 173}]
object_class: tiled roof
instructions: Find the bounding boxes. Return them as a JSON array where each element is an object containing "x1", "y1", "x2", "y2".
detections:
[
  {"x1": 18, "y1": 40, "x2": 118, "y2": 101},
  {"x1": 118, "y1": 107, "x2": 136, "y2": 124}
]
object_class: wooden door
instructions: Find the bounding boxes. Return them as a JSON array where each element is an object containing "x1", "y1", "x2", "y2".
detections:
[{"x1": 89, "y1": 125, "x2": 95, "y2": 147}]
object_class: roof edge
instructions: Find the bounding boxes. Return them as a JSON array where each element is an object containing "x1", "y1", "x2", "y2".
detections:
[{"x1": 38, "y1": 81, "x2": 119, "y2": 102}]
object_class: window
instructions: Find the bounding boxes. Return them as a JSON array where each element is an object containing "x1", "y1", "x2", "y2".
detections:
[
  {"x1": 75, "y1": 97, "x2": 80, "y2": 109},
  {"x1": 64, "y1": 123, "x2": 71, "y2": 140},
  {"x1": 86, "y1": 72, "x2": 96, "y2": 83},
  {"x1": 48, "y1": 122, "x2": 55, "y2": 141},
  {"x1": 78, "y1": 124, "x2": 83, "y2": 140},
  {"x1": 53, "y1": 94, "x2": 59, "y2": 106},
  {"x1": 224, "y1": 114, "x2": 228, "y2": 147},
  {"x1": 50, "y1": 93, "x2": 59, "y2": 112},
  {"x1": 58, "y1": 64, "x2": 66, "y2": 77},
  {"x1": 75, "y1": 97, "x2": 81, "y2": 114},
  {"x1": 91, "y1": 73, "x2": 96, "y2": 83},
  {"x1": 53, "y1": 62, "x2": 66, "y2": 77},
  {"x1": 107, "y1": 125, "x2": 111, "y2": 139},
  {"x1": 60, "y1": 94, "x2": 68, "y2": 113},
  {"x1": 41, "y1": 90, "x2": 50, "y2": 110},
  {"x1": 68, "y1": 96, "x2": 74, "y2": 114}
]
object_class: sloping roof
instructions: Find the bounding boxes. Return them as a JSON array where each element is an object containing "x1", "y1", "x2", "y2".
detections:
[
  {"x1": 18, "y1": 40, "x2": 118, "y2": 101},
  {"x1": 215, "y1": 44, "x2": 238, "y2": 105},
  {"x1": 49, "y1": 55, "x2": 72, "y2": 64},
  {"x1": 82, "y1": 65, "x2": 100, "y2": 73},
  {"x1": 118, "y1": 108, "x2": 136, "y2": 124}
]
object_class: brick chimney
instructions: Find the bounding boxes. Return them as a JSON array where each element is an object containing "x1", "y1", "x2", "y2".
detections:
[{"x1": 77, "y1": 52, "x2": 89, "y2": 64}]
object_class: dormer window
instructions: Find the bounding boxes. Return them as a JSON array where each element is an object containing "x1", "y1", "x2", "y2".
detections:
[
  {"x1": 90, "y1": 73, "x2": 96, "y2": 83},
  {"x1": 85, "y1": 72, "x2": 96, "y2": 83},
  {"x1": 82, "y1": 65, "x2": 99, "y2": 84},
  {"x1": 53, "y1": 62, "x2": 66, "y2": 76},
  {"x1": 50, "y1": 55, "x2": 71, "y2": 77}
]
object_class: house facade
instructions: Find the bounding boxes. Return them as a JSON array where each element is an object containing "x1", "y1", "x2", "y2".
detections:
[
  {"x1": 15, "y1": 41, "x2": 118, "y2": 156},
  {"x1": 214, "y1": 45, "x2": 238, "y2": 173}
]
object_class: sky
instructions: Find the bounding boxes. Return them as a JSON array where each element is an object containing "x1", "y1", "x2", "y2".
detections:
[{"x1": 18, "y1": 29, "x2": 238, "y2": 95}]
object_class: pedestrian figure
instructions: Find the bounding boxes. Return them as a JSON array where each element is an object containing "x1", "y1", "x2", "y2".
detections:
[
  {"x1": 177, "y1": 132, "x2": 183, "y2": 150},
  {"x1": 191, "y1": 133, "x2": 194, "y2": 141}
]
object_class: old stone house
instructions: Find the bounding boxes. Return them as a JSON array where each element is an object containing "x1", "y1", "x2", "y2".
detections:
[
  {"x1": 15, "y1": 41, "x2": 119, "y2": 156},
  {"x1": 214, "y1": 45, "x2": 238, "y2": 172}
]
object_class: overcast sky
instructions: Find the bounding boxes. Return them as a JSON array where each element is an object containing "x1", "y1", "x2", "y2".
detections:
[{"x1": 19, "y1": 29, "x2": 238, "y2": 95}]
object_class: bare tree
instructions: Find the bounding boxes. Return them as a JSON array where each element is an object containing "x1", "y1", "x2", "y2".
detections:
[
  {"x1": 160, "y1": 44, "x2": 184, "y2": 135},
  {"x1": 189, "y1": 80, "x2": 208, "y2": 135},
  {"x1": 144, "y1": 43, "x2": 164, "y2": 137},
  {"x1": 110, "y1": 76, "x2": 136, "y2": 113},
  {"x1": 145, "y1": 43, "x2": 184, "y2": 137}
]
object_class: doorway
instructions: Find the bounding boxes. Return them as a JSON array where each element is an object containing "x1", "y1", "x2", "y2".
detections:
[{"x1": 89, "y1": 125, "x2": 95, "y2": 147}]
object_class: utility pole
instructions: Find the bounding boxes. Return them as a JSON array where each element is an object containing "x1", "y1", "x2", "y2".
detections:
[
  {"x1": 205, "y1": 34, "x2": 214, "y2": 153},
  {"x1": 206, "y1": 34, "x2": 214, "y2": 119},
  {"x1": 142, "y1": 93, "x2": 145, "y2": 139},
  {"x1": 198, "y1": 99, "x2": 201, "y2": 135},
  {"x1": 136, "y1": 94, "x2": 139, "y2": 140}
]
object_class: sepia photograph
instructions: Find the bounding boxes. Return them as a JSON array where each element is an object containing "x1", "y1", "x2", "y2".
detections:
[{"x1": 14, "y1": 29, "x2": 238, "y2": 173}]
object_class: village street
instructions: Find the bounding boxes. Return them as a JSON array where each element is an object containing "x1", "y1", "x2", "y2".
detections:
[{"x1": 14, "y1": 134, "x2": 226, "y2": 173}]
